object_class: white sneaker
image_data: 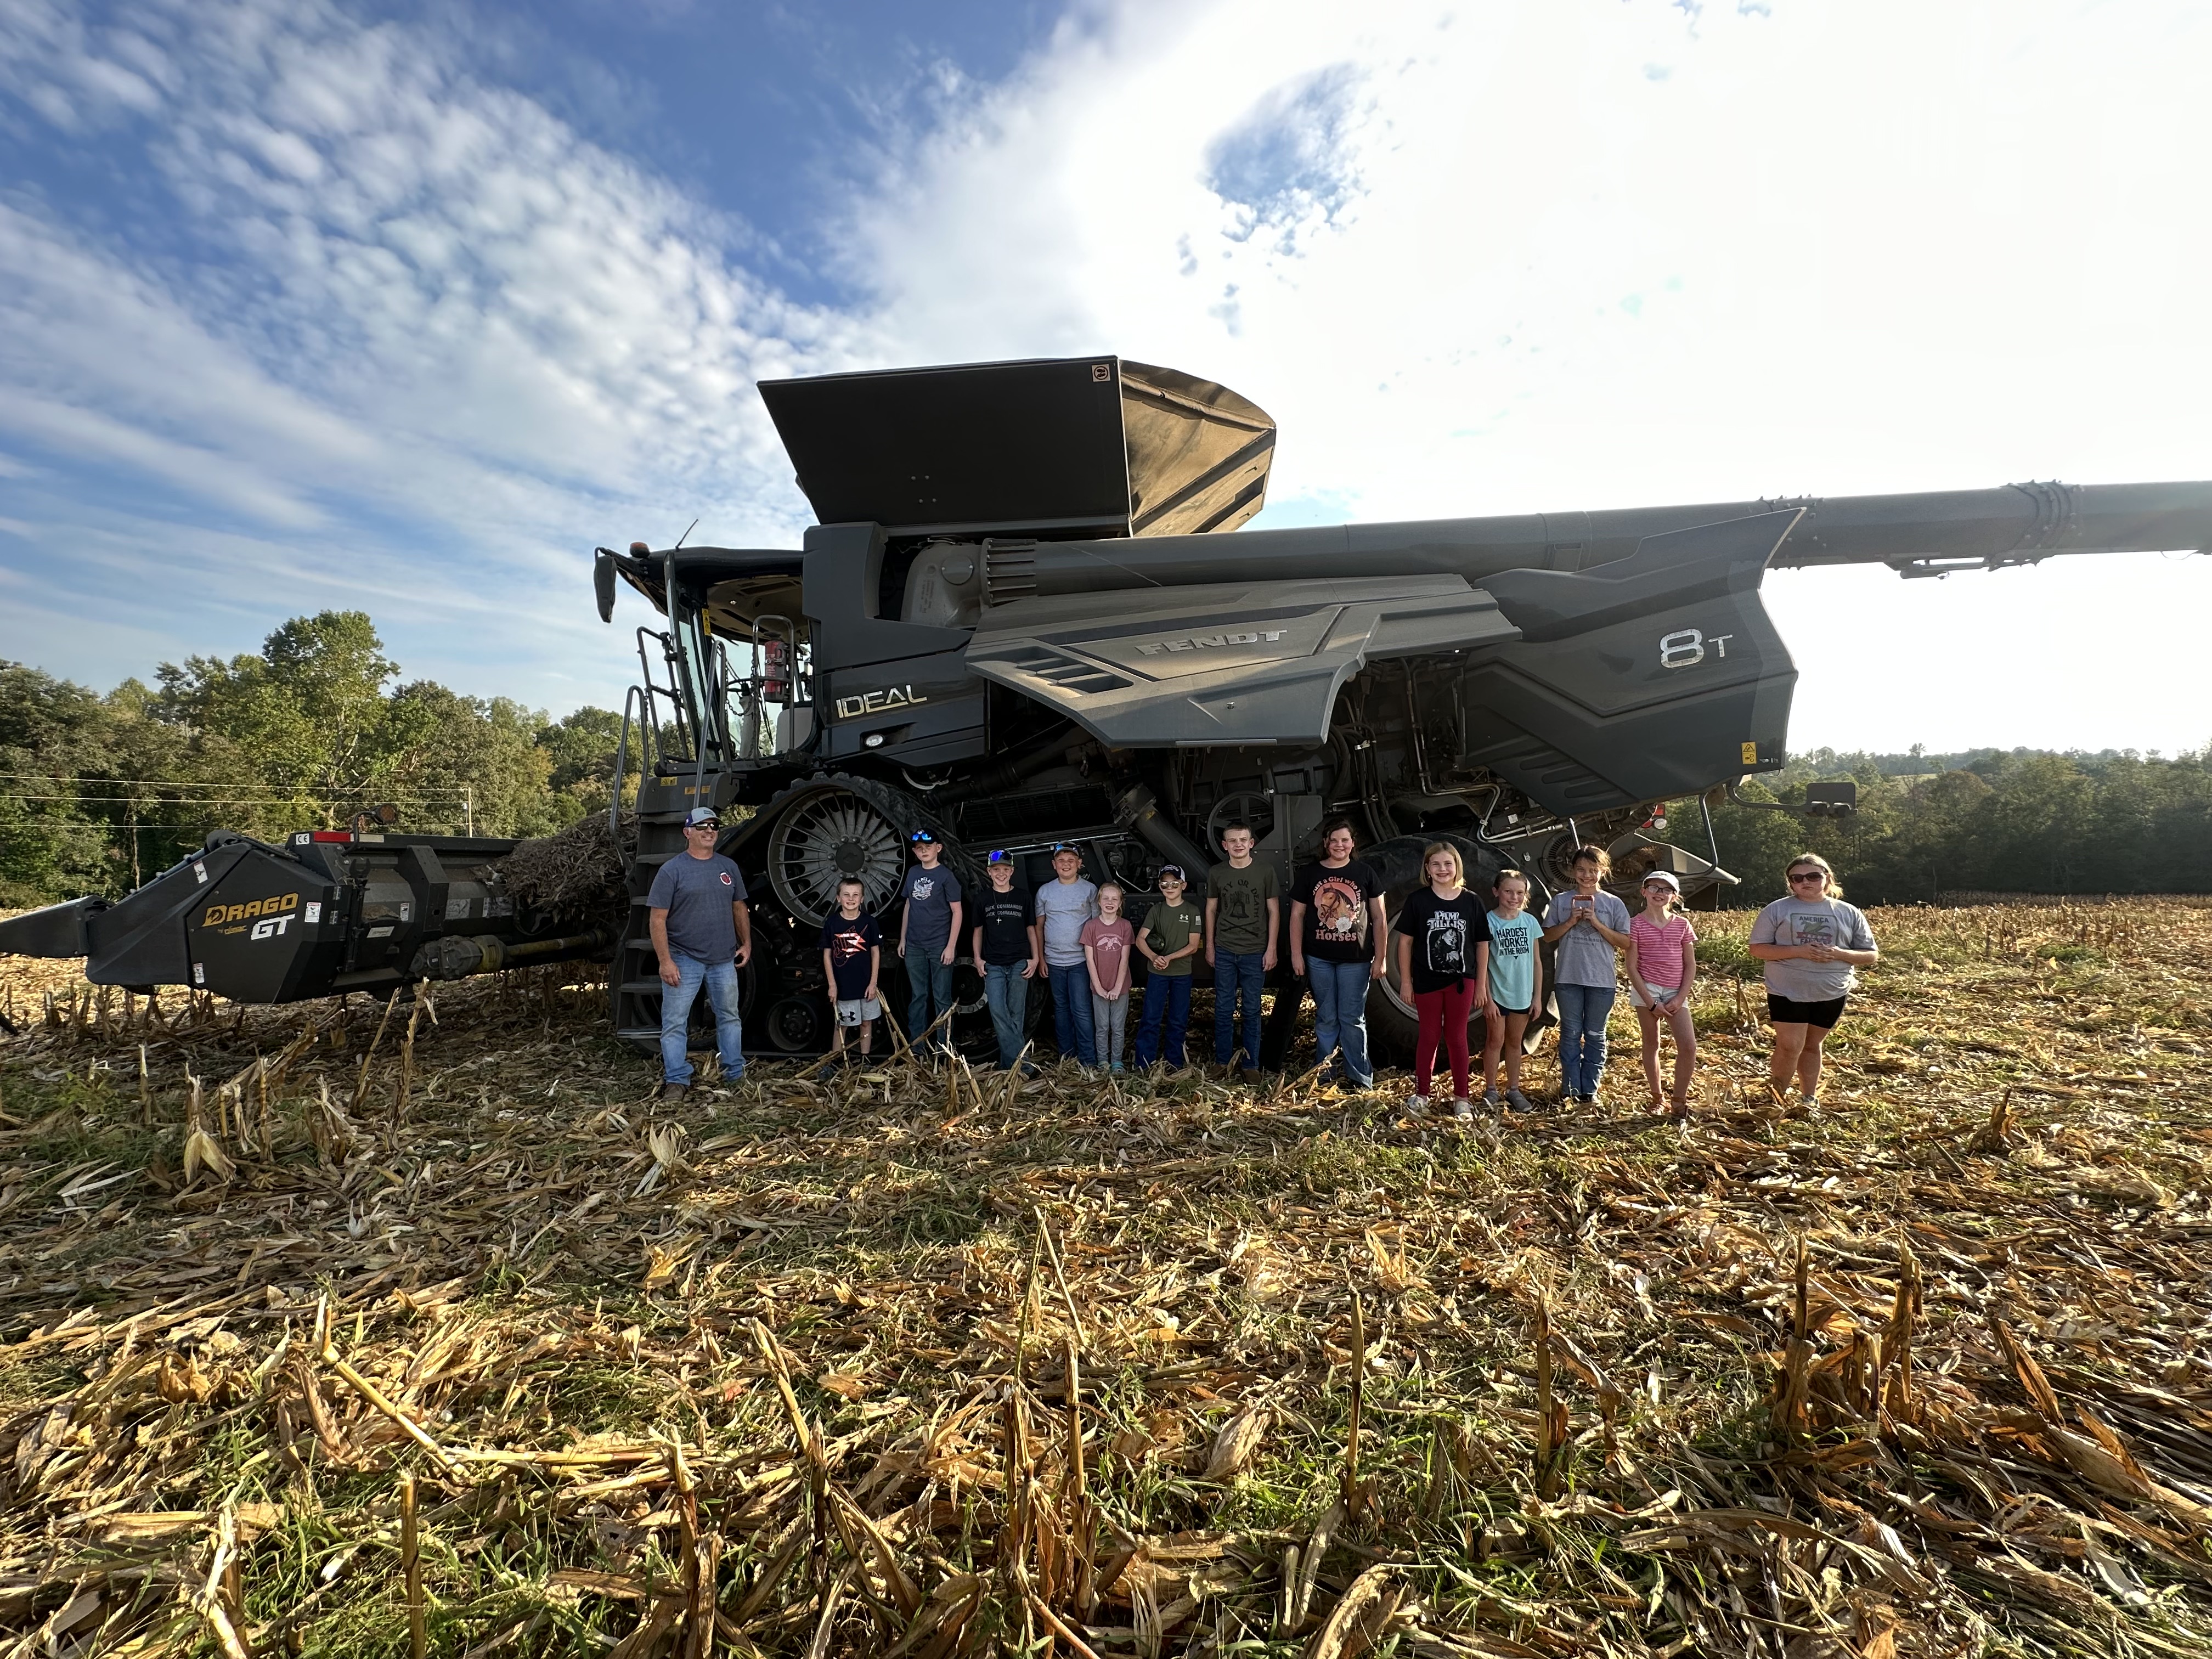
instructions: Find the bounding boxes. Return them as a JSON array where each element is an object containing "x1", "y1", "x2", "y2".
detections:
[
  {"x1": 1407, "y1": 1093, "x2": 1431, "y2": 1115},
  {"x1": 1452, "y1": 1097, "x2": 1474, "y2": 1120}
]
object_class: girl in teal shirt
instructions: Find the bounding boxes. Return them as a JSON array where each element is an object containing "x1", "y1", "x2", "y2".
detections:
[{"x1": 1481, "y1": 870, "x2": 1544, "y2": 1111}]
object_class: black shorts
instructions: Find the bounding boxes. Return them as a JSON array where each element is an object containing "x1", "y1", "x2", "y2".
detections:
[
  {"x1": 1768, "y1": 994, "x2": 1846, "y2": 1030},
  {"x1": 1489, "y1": 1003, "x2": 1530, "y2": 1019}
]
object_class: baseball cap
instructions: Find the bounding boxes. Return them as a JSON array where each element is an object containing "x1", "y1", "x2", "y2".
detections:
[
  {"x1": 1640, "y1": 870, "x2": 1681, "y2": 892},
  {"x1": 683, "y1": 807, "x2": 721, "y2": 828},
  {"x1": 986, "y1": 849, "x2": 1012, "y2": 864},
  {"x1": 909, "y1": 828, "x2": 938, "y2": 844},
  {"x1": 1157, "y1": 863, "x2": 1186, "y2": 882}
]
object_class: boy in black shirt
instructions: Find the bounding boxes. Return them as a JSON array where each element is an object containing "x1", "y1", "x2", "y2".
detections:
[
  {"x1": 970, "y1": 849, "x2": 1041, "y2": 1070},
  {"x1": 818, "y1": 877, "x2": 882, "y2": 1063}
]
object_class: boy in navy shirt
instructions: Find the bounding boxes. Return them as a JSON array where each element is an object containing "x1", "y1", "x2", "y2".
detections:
[{"x1": 819, "y1": 877, "x2": 883, "y2": 1063}]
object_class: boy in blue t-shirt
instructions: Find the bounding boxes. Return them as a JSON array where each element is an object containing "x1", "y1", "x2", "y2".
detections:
[
  {"x1": 896, "y1": 830, "x2": 964, "y2": 1053},
  {"x1": 1481, "y1": 869, "x2": 1545, "y2": 1111}
]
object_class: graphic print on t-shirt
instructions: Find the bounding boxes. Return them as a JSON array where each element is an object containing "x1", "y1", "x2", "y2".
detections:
[
  {"x1": 819, "y1": 912, "x2": 881, "y2": 1000},
  {"x1": 1308, "y1": 874, "x2": 1369, "y2": 949},
  {"x1": 1423, "y1": 909, "x2": 1469, "y2": 977},
  {"x1": 1220, "y1": 880, "x2": 1261, "y2": 927},
  {"x1": 1790, "y1": 914, "x2": 1838, "y2": 948},
  {"x1": 1488, "y1": 918, "x2": 1532, "y2": 963}
]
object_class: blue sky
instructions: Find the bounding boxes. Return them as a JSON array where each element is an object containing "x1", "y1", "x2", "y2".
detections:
[{"x1": 2, "y1": 0, "x2": 2209, "y2": 752}]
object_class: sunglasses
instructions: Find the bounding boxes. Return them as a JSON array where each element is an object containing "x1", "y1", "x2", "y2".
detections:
[{"x1": 1788, "y1": 871, "x2": 1826, "y2": 884}]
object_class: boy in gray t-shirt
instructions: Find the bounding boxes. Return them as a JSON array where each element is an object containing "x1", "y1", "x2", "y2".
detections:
[
  {"x1": 1033, "y1": 847, "x2": 1099, "y2": 1067},
  {"x1": 1034, "y1": 871, "x2": 1098, "y2": 966}
]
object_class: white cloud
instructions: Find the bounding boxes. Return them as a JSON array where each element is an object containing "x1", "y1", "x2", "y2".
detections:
[
  {"x1": 0, "y1": 0, "x2": 877, "y2": 707},
  {"x1": 1, "y1": 0, "x2": 2207, "y2": 755},
  {"x1": 844, "y1": 0, "x2": 2212, "y2": 751}
]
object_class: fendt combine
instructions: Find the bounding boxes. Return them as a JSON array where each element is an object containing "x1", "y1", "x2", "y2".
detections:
[{"x1": 7, "y1": 355, "x2": 2209, "y2": 1064}]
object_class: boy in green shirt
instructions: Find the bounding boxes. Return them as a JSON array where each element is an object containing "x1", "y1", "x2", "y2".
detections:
[
  {"x1": 1133, "y1": 866, "x2": 1203, "y2": 1069},
  {"x1": 1205, "y1": 820, "x2": 1279, "y2": 1071}
]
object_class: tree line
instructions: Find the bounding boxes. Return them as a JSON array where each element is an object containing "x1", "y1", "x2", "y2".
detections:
[
  {"x1": 1, "y1": 612, "x2": 621, "y2": 908},
  {"x1": 5, "y1": 612, "x2": 2207, "y2": 909},
  {"x1": 1707, "y1": 745, "x2": 2212, "y2": 905}
]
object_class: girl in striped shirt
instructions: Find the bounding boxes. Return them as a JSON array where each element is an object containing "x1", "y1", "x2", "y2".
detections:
[{"x1": 1624, "y1": 870, "x2": 1697, "y2": 1117}]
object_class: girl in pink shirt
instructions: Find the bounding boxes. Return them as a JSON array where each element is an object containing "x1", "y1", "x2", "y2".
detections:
[
  {"x1": 1081, "y1": 884, "x2": 1135, "y2": 1072},
  {"x1": 1624, "y1": 870, "x2": 1697, "y2": 1116}
]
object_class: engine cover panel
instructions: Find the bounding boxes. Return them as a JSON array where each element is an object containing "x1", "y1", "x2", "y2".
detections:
[{"x1": 967, "y1": 574, "x2": 1519, "y2": 748}]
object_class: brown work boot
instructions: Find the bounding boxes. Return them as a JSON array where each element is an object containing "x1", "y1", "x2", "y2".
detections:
[{"x1": 659, "y1": 1082, "x2": 689, "y2": 1104}]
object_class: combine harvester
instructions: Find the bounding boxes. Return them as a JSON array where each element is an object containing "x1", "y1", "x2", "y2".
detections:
[{"x1": 7, "y1": 356, "x2": 2208, "y2": 1061}]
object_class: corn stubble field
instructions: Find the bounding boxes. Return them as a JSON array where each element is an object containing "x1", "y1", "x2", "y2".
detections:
[{"x1": 2, "y1": 904, "x2": 2209, "y2": 1659}]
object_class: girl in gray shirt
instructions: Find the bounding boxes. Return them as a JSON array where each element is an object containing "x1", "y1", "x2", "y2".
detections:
[
  {"x1": 1747, "y1": 853, "x2": 1878, "y2": 1109},
  {"x1": 1540, "y1": 844, "x2": 1633, "y2": 1105}
]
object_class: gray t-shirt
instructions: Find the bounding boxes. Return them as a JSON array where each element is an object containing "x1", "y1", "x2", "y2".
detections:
[
  {"x1": 647, "y1": 852, "x2": 748, "y2": 962},
  {"x1": 1542, "y1": 889, "x2": 1632, "y2": 987},
  {"x1": 1033, "y1": 878, "x2": 1098, "y2": 967},
  {"x1": 899, "y1": 864, "x2": 964, "y2": 950},
  {"x1": 1750, "y1": 896, "x2": 1876, "y2": 1001}
]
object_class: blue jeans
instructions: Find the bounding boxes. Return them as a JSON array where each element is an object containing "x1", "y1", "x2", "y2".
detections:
[
  {"x1": 660, "y1": 953, "x2": 744, "y2": 1085},
  {"x1": 1047, "y1": 962, "x2": 1096, "y2": 1066},
  {"x1": 1555, "y1": 982, "x2": 1617, "y2": 1098},
  {"x1": 906, "y1": 948, "x2": 956, "y2": 1049},
  {"x1": 984, "y1": 961, "x2": 1030, "y2": 1067},
  {"x1": 1307, "y1": 958, "x2": 1374, "y2": 1086},
  {"x1": 1134, "y1": 973, "x2": 1192, "y2": 1068},
  {"x1": 1213, "y1": 949, "x2": 1266, "y2": 1065}
]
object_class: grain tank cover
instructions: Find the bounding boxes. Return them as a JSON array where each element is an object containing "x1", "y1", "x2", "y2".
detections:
[{"x1": 757, "y1": 356, "x2": 1274, "y2": 539}]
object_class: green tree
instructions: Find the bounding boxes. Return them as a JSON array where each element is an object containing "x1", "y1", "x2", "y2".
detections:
[
  {"x1": 383, "y1": 683, "x2": 558, "y2": 837},
  {"x1": 0, "y1": 662, "x2": 126, "y2": 904},
  {"x1": 536, "y1": 706, "x2": 625, "y2": 820}
]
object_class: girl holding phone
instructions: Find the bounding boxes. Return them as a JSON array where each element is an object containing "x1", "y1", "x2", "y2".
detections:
[{"x1": 1540, "y1": 845, "x2": 1632, "y2": 1107}]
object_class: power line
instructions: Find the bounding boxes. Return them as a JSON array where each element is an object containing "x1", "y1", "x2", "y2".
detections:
[
  {"x1": 0, "y1": 772, "x2": 470, "y2": 794},
  {"x1": 5, "y1": 800, "x2": 466, "y2": 814}
]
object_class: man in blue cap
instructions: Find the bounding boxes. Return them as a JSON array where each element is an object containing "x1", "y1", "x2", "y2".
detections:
[{"x1": 647, "y1": 806, "x2": 753, "y2": 1101}]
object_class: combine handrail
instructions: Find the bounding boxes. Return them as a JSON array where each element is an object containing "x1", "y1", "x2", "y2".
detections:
[{"x1": 611, "y1": 684, "x2": 644, "y2": 843}]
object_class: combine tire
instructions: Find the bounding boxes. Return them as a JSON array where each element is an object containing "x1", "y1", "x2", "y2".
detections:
[{"x1": 762, "y1": 780, "x2": 910, "y2": 927}]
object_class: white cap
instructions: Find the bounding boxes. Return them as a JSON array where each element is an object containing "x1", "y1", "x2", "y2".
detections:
[{"x1": 1640, "y1": 869, "x2": 1681, "y2": 893}]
